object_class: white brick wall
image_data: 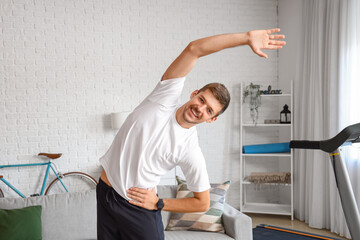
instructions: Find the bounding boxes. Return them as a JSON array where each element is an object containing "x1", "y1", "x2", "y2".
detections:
[{"x1": 0, "y1": 0, "x2": 278, "y2": 207}]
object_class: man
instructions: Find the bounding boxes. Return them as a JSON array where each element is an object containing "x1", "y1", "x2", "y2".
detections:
[{"x1": 97, "y1": 28, "x2": 286, "y2": 240}]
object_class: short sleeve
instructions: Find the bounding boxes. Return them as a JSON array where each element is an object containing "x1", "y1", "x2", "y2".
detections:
[
  {"x1": 146, "y1": 77, "x2": 185, "y2": 107},
  {"x1": 178, "y1": 147, "x2": 210, "y2": 193}
]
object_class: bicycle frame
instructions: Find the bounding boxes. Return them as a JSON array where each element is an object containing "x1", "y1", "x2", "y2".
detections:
[{"x1": 0, "y1": 161, "x2": 69, "y2": 198}]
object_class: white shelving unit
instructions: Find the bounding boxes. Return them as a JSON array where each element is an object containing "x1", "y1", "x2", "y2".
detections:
[{"x1": 240, "y1": 81, "x2": 294, "y2": 220}]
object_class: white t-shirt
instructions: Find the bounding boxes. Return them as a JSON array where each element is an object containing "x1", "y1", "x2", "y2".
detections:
[{"x1": 100, "y1": 77, "x2": 210, "y2": 200}]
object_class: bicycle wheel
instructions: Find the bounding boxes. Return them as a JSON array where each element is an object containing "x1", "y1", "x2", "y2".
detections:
[
  {"x1": 0, "y1": 188, "x2": 4, "y2": 198},
  {"x1": 45, "y1": 172, "x2": 97, "y2": 195}
]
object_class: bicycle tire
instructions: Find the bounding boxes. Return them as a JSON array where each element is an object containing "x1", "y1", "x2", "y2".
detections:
[
  {"x1": 45, "y1": 172, "x2": 97, "y2": 195},
  {"x1": 0, "y1": 188, "x2": 4, "y2": 198}
]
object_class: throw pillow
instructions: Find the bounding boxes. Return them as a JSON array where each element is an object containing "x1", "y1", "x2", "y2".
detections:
[
  {"x1": 0, "y1": 205, "x2": 42, "y2": 240},
  {"x1": 166, "y1": 176, "x2": 230, "y2": 232}
]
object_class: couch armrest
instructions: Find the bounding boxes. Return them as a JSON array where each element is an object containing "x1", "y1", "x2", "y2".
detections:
[{"x1": 222, "y1": 203, "x2": 252, "y2": 240}]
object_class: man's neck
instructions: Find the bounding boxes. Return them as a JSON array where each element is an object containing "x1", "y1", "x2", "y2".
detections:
[{"x1": 175, "y1": 106, "x2": 194, "y2": 129}]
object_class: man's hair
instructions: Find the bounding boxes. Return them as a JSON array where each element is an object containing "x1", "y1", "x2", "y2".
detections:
[{"x1": 198, "y1": 83, "x2": 230, "y2": 117}]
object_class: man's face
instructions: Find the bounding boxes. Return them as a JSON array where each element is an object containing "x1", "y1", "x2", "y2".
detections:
[{"x1": 181, "y1": 89, "x2": 223, "y2": 126}]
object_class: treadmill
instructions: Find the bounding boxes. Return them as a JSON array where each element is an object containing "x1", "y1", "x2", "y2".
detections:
[{"x1": 290, "y1": 122, "x2": 360, "y2": 240}]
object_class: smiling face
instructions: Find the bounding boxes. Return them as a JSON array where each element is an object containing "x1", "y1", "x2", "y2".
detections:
[{"x1": 176, "y1": 89, "x2": 224, "y2": 129}]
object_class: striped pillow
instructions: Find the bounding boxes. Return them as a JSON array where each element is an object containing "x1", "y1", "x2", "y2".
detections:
[{"x1": 166, "y1": 176, "x2": 231, "y2": 232}]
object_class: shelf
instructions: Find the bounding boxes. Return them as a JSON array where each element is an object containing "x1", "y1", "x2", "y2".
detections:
[
  {"x1": 242, "y1": 153, "x2": 291, "y2": 157},
  {"x1": 260, "y1": 94, "x2": 291, "y2": 97},
  {"x1": 242, "y1": 181, "x2": 291, "y2": 186},
  {"x1": 240, "y1": 81, "x2": 294, "y2": 220},
  {"x1": 242, "y1": 203, "x2": 292, "y2": 216},
  {"x1": 242, "y1": 123, "x2": 291, "y2": 127}
]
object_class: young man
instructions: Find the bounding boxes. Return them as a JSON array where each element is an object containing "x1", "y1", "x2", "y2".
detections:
[{"x1": 97, "y1": 28, "x2": 285, "y2": 240}]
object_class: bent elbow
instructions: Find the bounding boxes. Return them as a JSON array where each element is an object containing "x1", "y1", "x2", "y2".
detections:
[
  {"x1": 199, "y1": 201, "x2": 210, "y2": 212},
  {"x1": 186, "y1": 41, "x2": 201, "y2": 57},
  {"x1": 203, "y1": 205, "x2": 210, "y2": 212}
]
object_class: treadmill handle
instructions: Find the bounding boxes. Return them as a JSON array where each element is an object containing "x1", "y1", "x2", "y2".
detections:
[{"x1": 290, "y1": 140, "x2": 321, "y2": 150}]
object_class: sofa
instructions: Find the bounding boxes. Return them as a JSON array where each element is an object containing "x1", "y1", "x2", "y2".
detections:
[{"x1": 0, "y1": 185, "x2": 252, "y2": 240}]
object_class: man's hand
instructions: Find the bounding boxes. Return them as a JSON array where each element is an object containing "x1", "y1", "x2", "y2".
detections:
[
  {"x1": 247, "y1": 28, "x2": 286, "y2": 59},
  {"x1": 127, "y1": 187, "x2": 159, "y2": 210}
]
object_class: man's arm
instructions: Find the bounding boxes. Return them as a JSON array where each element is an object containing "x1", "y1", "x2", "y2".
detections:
[
  {"x1": 161, "y1": 28, "x2": 286, "y2": 81},
  {"x1": 127, "y1": 187, "x2": 210, "y2": 212},
  {"x1": 163, "y1": 190, "x2": 210, "y2": 212}
]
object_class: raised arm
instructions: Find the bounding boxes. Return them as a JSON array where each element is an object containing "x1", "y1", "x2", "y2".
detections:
[{"x1": 161, "y1": 28, "x2": 286, "y2": 81}]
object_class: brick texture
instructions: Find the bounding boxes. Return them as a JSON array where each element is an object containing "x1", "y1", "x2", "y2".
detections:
[{"x1": 0, "y1": 0, "x2": 278, "y2": 206}]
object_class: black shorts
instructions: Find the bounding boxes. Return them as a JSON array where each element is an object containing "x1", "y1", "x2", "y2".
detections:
[{"x1": 96, "y1": 179, "x2": 164, "y2": 240}]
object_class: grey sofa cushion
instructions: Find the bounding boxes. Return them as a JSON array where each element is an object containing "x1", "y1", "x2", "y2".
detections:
[
  {"x1": 158, "y1": 185, "x2": 253, "y2": 240},
  {"x1": 0, "y1": 190, "x2": 97, "y2": 240},
  {"x1": 165, "y1": 231, "x2": 234, "y2": 240}
]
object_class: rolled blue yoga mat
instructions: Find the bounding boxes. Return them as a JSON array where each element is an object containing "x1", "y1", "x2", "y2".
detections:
[{"x1": 243, "y1": 142, "x2": 290, "y2": 154}]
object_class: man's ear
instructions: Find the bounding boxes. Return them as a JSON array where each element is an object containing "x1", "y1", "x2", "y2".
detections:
[
  {"x1": 190, "y1": 90, "x2": 199, "y2": 99},
  {"x1": 206, "y1": 117, "x2": 217, "y2": 123}
]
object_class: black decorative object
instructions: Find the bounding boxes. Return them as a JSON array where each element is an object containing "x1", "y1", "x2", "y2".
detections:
[
  {"x1": 260, "y1": 85, "x2": 282, "y2": 95},
  {"x1": 280, "y1": 104, "x2": 291, "y2": 124}
]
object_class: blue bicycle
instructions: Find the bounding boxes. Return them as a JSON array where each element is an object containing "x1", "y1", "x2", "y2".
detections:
[{"x1": 0, "y1": 153, "x2": 97, "y2": 198}]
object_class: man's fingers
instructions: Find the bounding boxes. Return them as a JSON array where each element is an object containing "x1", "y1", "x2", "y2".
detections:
[
  {"x1": 255, "y1": 49, "x2": 268, "y2": 58},
  {"x1": 269, "y1": 40, "x2": 286, "y2": 46},
  {"x1": 129, "y1": 200, "x2": 143, "y2": 207},
  {"x1": 127, "y1": 189, "x2": 145, "y2": 200},
  {"x1": 128, "y1": 187, "x2": 147, "y2": 194},
  {"x1": 267, "y1": 28, "x2": 280, "y2": 34},
  {"x1": 267, "y1": 45, "x2": 283, "y2": 50},
  {"x1": 127, "y1": 189, "x2": 143, "y2": 196},
  {"x1": 269, "y1": 34, "x2": 285, "y2": 40},
  {"x1": 127, "y1": 193, "x2": 143, "y2": 202}
]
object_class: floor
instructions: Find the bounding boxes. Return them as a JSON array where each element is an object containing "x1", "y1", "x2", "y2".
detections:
[{"x1": 248, "y1": 213, "x2": 349, "y2": 240}]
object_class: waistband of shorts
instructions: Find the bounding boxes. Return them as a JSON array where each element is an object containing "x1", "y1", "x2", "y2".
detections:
[
  {"x1": 99, "y1": 178, "x2": 114, "y2": 190},
  {"x1": 98, "y1": 178, "x2": 129, "y2": 202}
]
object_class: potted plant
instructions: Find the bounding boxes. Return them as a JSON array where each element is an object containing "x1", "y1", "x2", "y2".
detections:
[{"x1": 243, "y1": 83, "x2": 261, "y2": 125}]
